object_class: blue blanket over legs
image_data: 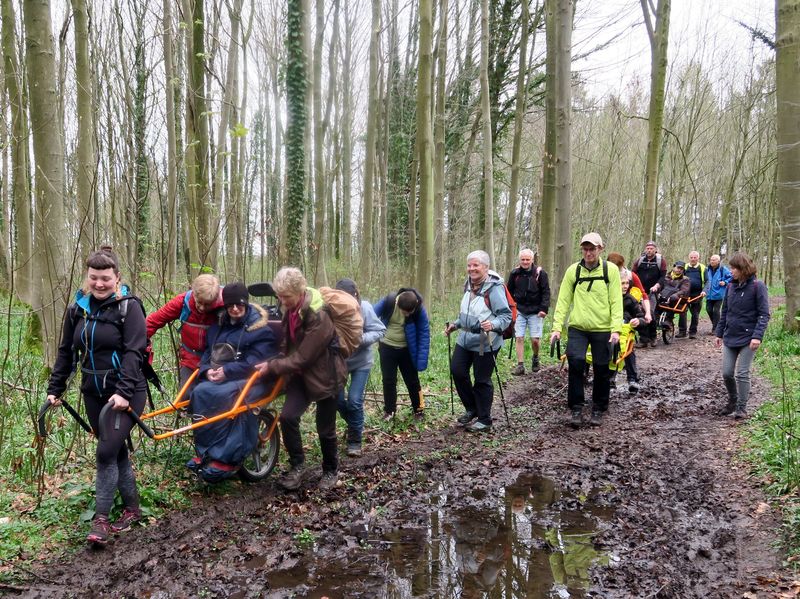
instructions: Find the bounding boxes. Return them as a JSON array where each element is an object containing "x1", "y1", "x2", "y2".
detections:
[{"x1": 190, "y1": 378, "x2": 270, "y2": 467}]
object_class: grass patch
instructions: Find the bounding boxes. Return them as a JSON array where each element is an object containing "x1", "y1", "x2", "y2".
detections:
[{"x1": 742, "y1": 302, "x2": 800, "y2": 566}]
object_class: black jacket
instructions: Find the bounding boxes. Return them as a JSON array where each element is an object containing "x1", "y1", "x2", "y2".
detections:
[
  {"x1": 622, "y1": 293, "x2": 645, "y2": 324},
  {"x1": 717, "y1": 276, "x2": 770, "y2": 346},
  {"x1": 507, "y1": 267, "x2": 550, "y2": 315},
  {"x1": 47, "y1": 288, "x2": 147, "y2": 400}
]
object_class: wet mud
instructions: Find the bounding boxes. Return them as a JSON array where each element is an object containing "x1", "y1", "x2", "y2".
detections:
[{"x1": 14, "y1": 324, "x2": 798, "y2": 598}]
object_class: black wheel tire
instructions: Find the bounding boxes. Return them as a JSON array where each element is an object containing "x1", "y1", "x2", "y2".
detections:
[
  {"x1": 239, "y1": 409, "x2": 280, "y2": 482},
  {"x1": 662, "y1": 326, "x2": 673, "y2": 345}
]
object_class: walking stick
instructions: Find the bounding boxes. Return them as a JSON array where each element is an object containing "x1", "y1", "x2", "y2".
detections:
[
  {"x1": 446, "y1": 322, "x2": 455, "y2": 415},
  {"x1": 486, "y1": 332, "x2": 511, "y2": 428}
]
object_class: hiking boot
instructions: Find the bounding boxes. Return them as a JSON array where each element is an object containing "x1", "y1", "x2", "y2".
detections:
[
  {"x1": 465, "y1": 421, "x2": 492, "y2": 433},
  {"x1": 675, "y1": 332, "x2": 687, "y2": 338},
  {"x1": 346, "y1": 443, "x2": 362, "y2": 457},
  {"x1": 569, "y1": 408, "x2": 583, "y2": 428},
  {"x1": 531, "y1": 356, "x2": 540, "y2": 371},
  {"x1": 278, "y1": 465, "x2": 309, "y2": 491},
  {"x1": 689, "y1": 333, "x2": 697, "y2": 339},
  {"x1": 111, "y1": 507, "x2": 142, "y2": 533},
  {"x1": 717, "y1": 402, "x2": 736, "y2": 416},
  {"x1": 734, "y1": 409, "x2": 747, "y2": 420},
  {"x1": 457, "y1": 411, "x2": 477, "y2": 425},
  {"x1": 590, "y1": 410, "x2": 603, "y2": 427},
  {"x1": 382, "y1": 412, "x2": 395, "y2": 422},
  {"x1": 609, "y1": 378, "x2": 617, "y2": 390},
  {"x1": 628, "y1": 380, "x2": 640, "y2": 394},
  {"x1": 637, "y1": 340, "x2": 649, "y2": 349},
  {"x1": 185, "y1": 456, "x2": 202, "y2": 472},
  {"x1": 318, "y1": 471, "x2": 339, "y2": 490},
  {"x1": 511, "y1": 363, "x2": 525, "y2": 376},
  {"x1": 649, "y1": 340, "x2": 657, "y2": 348},
  {"x1": 413, "y1": 410, "x2": 425, "y2": 421},
  {"x1": 86, "y1": 515, "x2": 112, "y2": 546}
]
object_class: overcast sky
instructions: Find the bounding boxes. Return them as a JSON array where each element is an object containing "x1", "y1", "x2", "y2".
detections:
[{"x1": 572, "y1": 0, "x2": 774, "y2": 98}]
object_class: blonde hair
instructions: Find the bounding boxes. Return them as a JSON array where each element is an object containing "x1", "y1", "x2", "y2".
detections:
[
  {"x1": 273, "y1": 267, "x2": 307, "y2": 295},
  {"x1": 192, "y1": 274, "x2": 220, "y2": 304}
]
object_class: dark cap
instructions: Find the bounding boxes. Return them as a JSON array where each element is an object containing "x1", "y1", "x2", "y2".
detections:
[
  {"x1": 673, "y1": 260, "x2": 686, "y2": 269},
  {"x1": 334, "y1": 278, "x2": 359, "y2": 299},
  {"x1": 645, "y1": 240, "x2": 657, "y2": 248},
  {"x1": 222, "y1": 281, "x2": 249, "y2": 306}
]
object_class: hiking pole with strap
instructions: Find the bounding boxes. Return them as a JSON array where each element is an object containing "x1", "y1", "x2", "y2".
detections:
[
  {"x1": 483, "y1": 331, "x2": 511, "y2": 427},
  {"x1": 446, "y1": 322, "x2": 455, "y2": 415},
  {"x1": 37, "y1": 397, "x2": 94, "y2": 438}
]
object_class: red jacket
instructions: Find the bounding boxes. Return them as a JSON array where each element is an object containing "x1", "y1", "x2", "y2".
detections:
[{"x1": 146, "y1": 292, "x2": 223, "y2": 369}]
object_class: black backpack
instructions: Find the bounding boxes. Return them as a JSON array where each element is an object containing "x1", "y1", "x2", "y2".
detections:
[{"x1": 572, "y1": 260, "x2": 609, "y2": 294}]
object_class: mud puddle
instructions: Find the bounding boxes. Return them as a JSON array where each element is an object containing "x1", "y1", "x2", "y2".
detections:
[{"x1": 256, "y1": 473, "x2": 614, "y2": 598}]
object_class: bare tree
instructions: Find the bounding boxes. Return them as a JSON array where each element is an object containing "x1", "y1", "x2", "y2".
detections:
[{"x1": 479, "y1": 0, "x2": 494, "y2": 260}]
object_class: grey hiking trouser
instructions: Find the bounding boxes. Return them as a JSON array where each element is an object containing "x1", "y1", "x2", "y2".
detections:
[{"x1": 722, "y1": 344, "x2": 756, "y2": 410}]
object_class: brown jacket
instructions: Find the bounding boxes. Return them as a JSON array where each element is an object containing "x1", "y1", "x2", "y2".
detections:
[{"x1": 268, "y1": 288, "x2": 346, "y2": 400}]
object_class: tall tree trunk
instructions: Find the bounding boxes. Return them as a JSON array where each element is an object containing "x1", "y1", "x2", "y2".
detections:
[
  {"x1": 132, "y1": 0, "x2": 149, "y2": 290},
  {"x1": 359, "y1": 0, "x2": 381, "y2": 281},
  {"x1": 640, "y1": 0, "x2": 671, "y2": 243},
  {"x1": 1, "y1": 0, "x2": 33, "y2": 304},
  {"x1": 776, "y1": 0, "x2": 800, "y2": 330},
  {"x1": 554, "y1": 0, "x2": 572, "y2": 281},
  {"x1": 185, "y1": 0, "x2": 212, "y2": 271},
  {"x1": 311, "y1": 0, "x2": 327, "y2": 282},
  {"x1": 23, "y1": 0, "x2": 68, "y2": 367},
  {"x1": 433, "y1": 0, "x2": 448, "y2": 292},
  {"x1": 504, "y1": 0, "x2": 530, "y2": 275},
  {"x1": 285, "y1": 0, "x2": 308, "y2": 266},
  {"x1": 415, "y1": 0, "x2": 434, "y2": 300},
  {"x1": 479, "y1": 0, "x2": 495, "y2": 261},
  {"x1": 72, "y1": 0, "x2": 95, "y2": 257},
  {"x1": 216, "y1": 0, "x2": 243, "y2": 276},
  {"x1": 163, "y1": 0, "x2": 178, "y2": 283},
  {"x1": 340, "y1": 0, "x2": 353, "y2": 264},
  {"x1": 540, "y1": 0, "x2": 556, "y2": 275}
]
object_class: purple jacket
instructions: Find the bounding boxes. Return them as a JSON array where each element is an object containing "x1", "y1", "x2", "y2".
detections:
[{"x1": 716, "y1": 276, "x2": 769, "y2": 347}]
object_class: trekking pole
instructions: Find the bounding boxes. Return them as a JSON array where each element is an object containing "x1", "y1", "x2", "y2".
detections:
[
  {"x1": 487, "y1": 332, "x2": 511, "y2": 428},
  {"x1": 38, "y1": 397, "x2": 94, "y2": 438},
  {"x1": 446, "y1": 322, "x2": 455, "y2": 415}
]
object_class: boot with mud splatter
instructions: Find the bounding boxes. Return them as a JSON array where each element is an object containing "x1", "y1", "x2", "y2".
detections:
[
  {"x1": 717, "y1": 400, "x2": 736, "y2": 416},
  {"x1": 569, "y1": 408, "x2": 582, "y2": 428},
  {"x1": 590, "y1": 410, "x2": 603, "y2": 427},
  {"x1": 86, "y1": 515, "x2": 112, "y2": 546}
]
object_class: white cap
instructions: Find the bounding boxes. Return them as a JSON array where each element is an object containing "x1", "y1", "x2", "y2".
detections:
[{"x1": 579, "y1": 232, "x2": 604, "y2": 247}]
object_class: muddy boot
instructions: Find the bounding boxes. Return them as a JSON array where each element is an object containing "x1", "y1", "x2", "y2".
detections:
[
  {"x1": 318, "y1": 471, "x2": 339, "y2": 490},
  {"x1": 511, "y1": 363, "x2": 525, "y2": 376},
  {"x1": 278, "y1": 464, "x2": 309, "y2": 491},
  {"x1": 734, "y1": 409, "x2": 747, "y2": 420},
  {"x1": 590, "y1": 410, "x2": 603, "y2": 427},
  {"x1": 457, "y1": 411, "x2": 477, "y2": 425},
  {"x1": 569, "y1": 408, "x2": 583, "y2": 428},
  {"x1": 346, "y1": 443, "x2": 362, "y2": 457},
  {"x1": 86, "y1": 515, "x2": 112, "y2": 547},
  {"x1": 531, "y1": 356, "x2": 540, "y2": 371},
  {"x1": 110, "y1": 507, "x2": 141, "y2": 533},
  {"x1": 717, "y1": 401, "x2": 736, "y2": 416}
]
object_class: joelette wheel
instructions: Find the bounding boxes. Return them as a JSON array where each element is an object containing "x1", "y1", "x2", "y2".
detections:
[{"x1": 239, "y1": 409, "x2": 280, "y2": 482}]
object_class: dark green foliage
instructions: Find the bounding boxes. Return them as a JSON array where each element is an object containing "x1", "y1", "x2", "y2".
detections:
[{"x1": 285, "y1": 0, "x2": 307, "y2": 266}]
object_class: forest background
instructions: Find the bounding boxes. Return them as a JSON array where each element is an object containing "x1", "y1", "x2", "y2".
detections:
[{"x1": 0, "y1": 0, "x2": 799, "y2": 574}]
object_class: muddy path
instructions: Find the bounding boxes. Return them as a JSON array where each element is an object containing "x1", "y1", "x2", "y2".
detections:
[{"x1": 15, "y1": 320, "x2": 798, "y2": 598}]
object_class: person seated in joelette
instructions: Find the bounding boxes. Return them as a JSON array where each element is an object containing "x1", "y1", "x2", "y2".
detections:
[{"x1": 187, "y1": 282, "x2": 278, "y2": 479}]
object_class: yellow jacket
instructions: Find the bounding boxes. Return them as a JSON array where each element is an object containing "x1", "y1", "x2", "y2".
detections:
[{"x1": 552, "y1": 259, "x2": 623, "y2": 334}]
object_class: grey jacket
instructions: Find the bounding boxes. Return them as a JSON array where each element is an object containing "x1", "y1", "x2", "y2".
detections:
[
  {"x1": 345, "y1": 300, "x2": 386, "y2": 372},
  {"x1": 453, "y1": 271, "x2": 512, "y2": 353}
]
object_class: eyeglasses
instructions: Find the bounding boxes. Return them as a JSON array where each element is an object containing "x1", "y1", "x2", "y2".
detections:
[{"x1": 225, "y1": 302, "x2": 246, "y2": 310}]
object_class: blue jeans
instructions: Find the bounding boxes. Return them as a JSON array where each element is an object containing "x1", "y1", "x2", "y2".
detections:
[{"x1": 337, "y1": 368, "x2": 370, "y2": 445}]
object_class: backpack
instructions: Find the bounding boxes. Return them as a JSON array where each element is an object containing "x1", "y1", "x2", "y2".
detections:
[
  {"x1": 318, "y1": 287, "x2": 364, "y2": 358},
  {"x1": 482, "y1": 284, "x2": 518, "y2": 340},
  {"x1": 572, "y1": 260, "x2": 609, "y2": 294},
  {"x1": 633, "y1": 252, "x2": 664, "y2": 272}
]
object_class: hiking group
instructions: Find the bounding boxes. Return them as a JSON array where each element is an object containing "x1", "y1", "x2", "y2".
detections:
[{"x1": 43, "y1": 237, "x2": 770, "y2": 546}]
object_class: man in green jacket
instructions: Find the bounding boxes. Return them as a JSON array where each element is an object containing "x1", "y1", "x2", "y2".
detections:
[{"x1": 550, "y1": 233, "x2": 622, "y2": 427}]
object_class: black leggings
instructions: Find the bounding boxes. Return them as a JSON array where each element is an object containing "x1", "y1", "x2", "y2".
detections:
[{"x1": 85, "y1": 390, "x2": 146, "y2": 516}]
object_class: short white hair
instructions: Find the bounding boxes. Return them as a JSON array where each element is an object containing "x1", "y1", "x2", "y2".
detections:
[
  {"x1": 467, "y1": 250, "x2": 491, "y2": 266},
  {"x1": 518, "y1": 248, "x2": 534, "y2": 259}
]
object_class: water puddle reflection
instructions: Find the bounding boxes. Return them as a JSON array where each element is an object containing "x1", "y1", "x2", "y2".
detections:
[{"x1": 258, "y1": 472, "x2": 614, "y2": 598}]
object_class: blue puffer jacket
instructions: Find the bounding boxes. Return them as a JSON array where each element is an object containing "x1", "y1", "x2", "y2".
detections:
[
  {"x1": 199, "y1": 303, "x2": 278, "y2": 380},
  {"x1": 704, "y1": 264, "x2": 732, "y2": 301},
  {"x1": 373, "y1": 288, "x2": 431, "y2": 372},
  {"x1": 716, "y1": 276, "x2": 770, "y2": 347}
]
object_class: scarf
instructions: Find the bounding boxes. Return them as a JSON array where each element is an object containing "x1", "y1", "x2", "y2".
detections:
[{"x1": 287, "y1": 292, "x2": 305, "y2": 343}]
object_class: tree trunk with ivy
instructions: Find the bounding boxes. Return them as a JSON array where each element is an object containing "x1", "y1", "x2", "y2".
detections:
[
  {"x1": 479, "y1": 0, "x2": 495, "y2": 261},
  {"x1": 416, "y1": 0, "x2": 434, "y2": 300},
  {"x1": 285, "y1": 0, "x2": 308, "y2": 267}
]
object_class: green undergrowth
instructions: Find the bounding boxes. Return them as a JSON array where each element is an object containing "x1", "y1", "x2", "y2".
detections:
[{"x1": 742, "y1": 301, "x2": 800, "y2": 567}]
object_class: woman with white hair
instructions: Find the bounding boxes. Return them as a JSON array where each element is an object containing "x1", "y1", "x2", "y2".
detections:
[{"x1": 444, "y1": 250, "x2": 512, "y2": 433}]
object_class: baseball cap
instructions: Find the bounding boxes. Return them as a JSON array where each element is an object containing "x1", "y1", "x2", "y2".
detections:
[
  {"x1": 579, "y1": 232, "x2": 603, "y2": 247},
  {"x1": 673, "y1": 260, "x2": 686, "y2": 269}
]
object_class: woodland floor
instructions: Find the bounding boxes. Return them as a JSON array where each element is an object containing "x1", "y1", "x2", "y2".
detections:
[{"x1": 9, "y1": 319, "x2": 800, "y2": 598}]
